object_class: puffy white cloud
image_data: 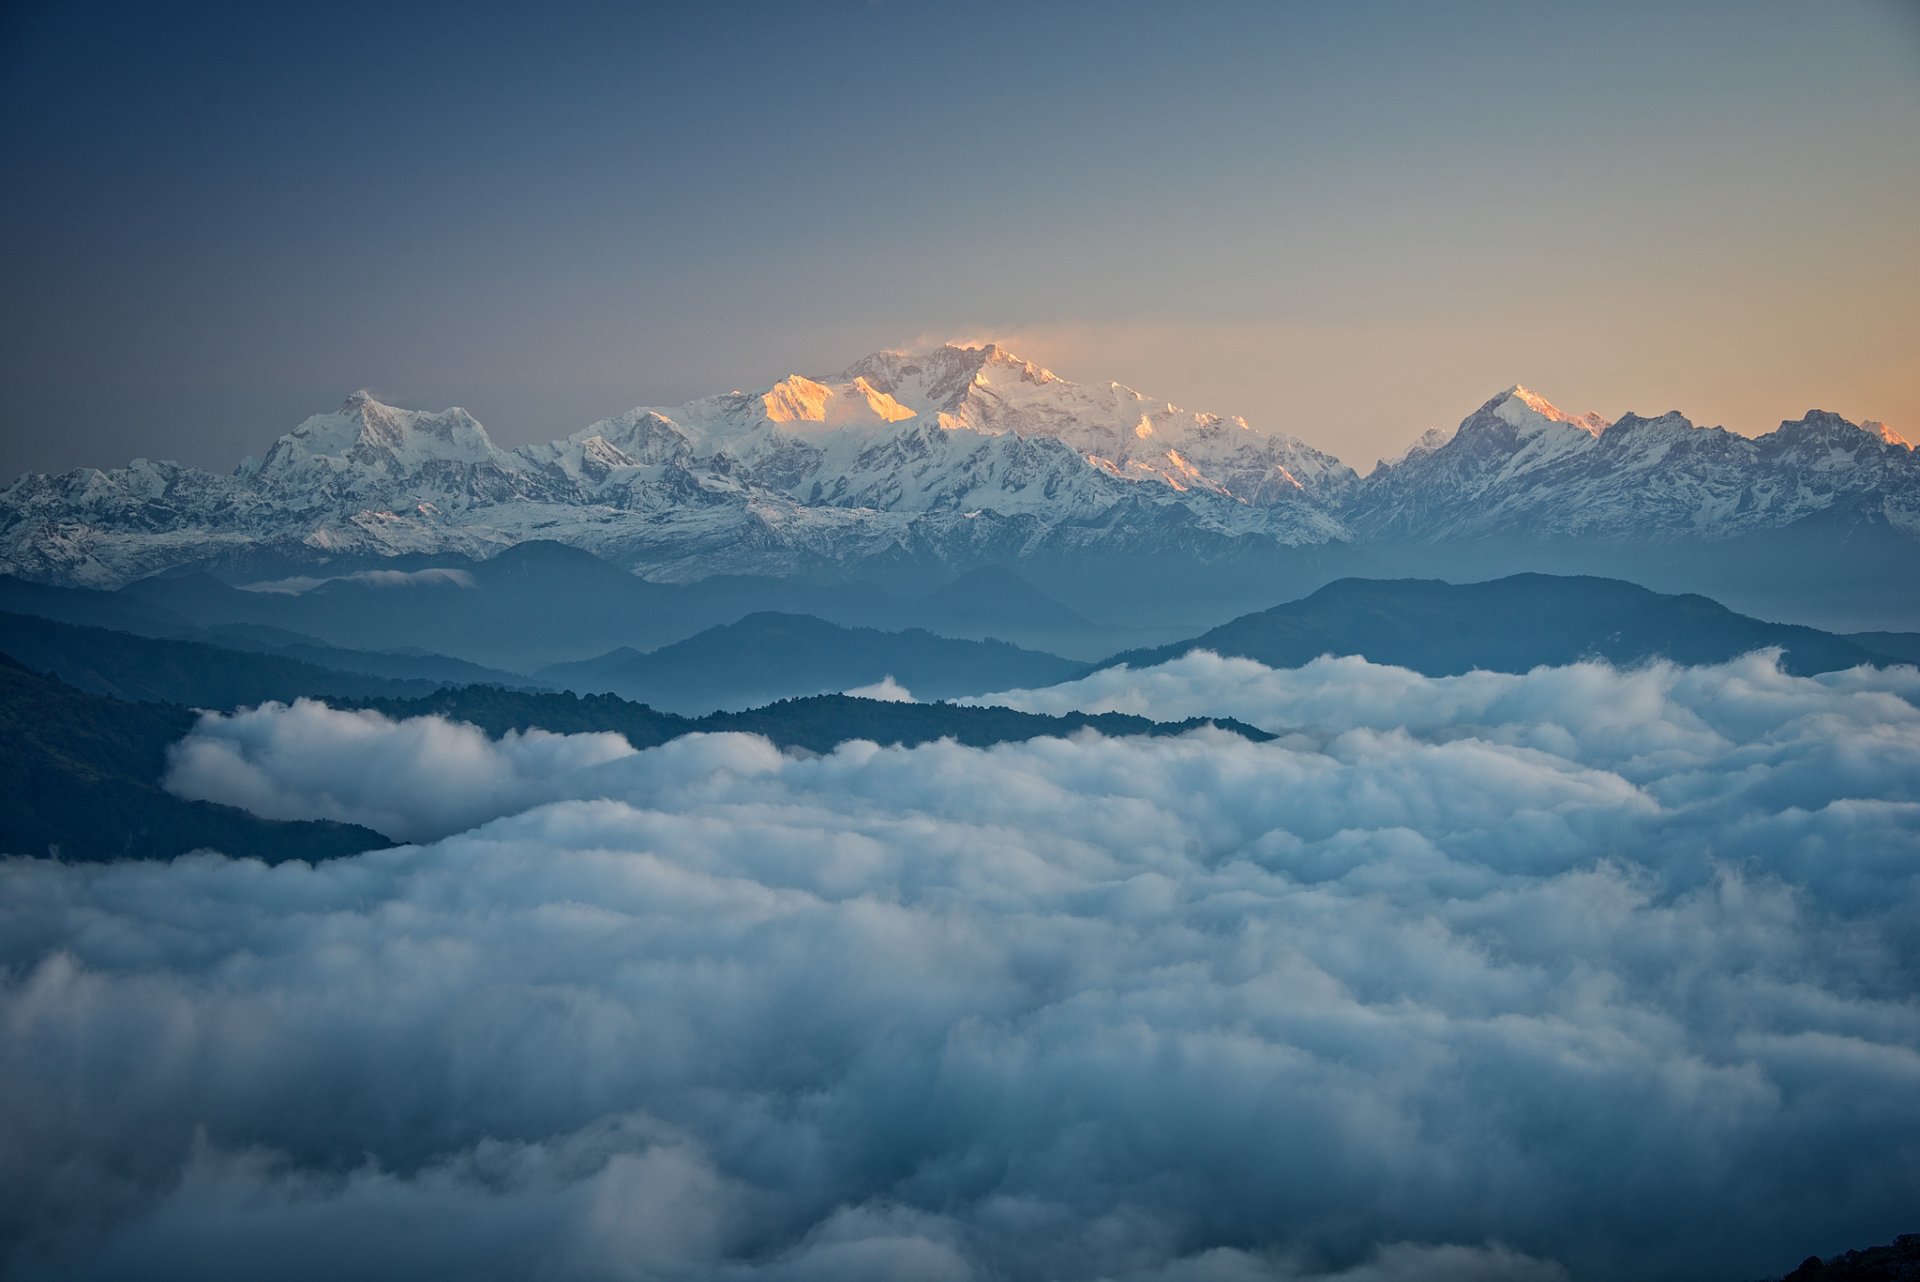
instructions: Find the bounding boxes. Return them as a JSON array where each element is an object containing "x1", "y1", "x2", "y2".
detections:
[
  {"x1": 5, "y1": 654, "x2": 1918, "y2": 1280},
  {"x1": 163, "y1": 699, "x2": 639, "y2": 843},
  {"x1": 842, "y1": 676, "x2": 915, "y2": 703}
]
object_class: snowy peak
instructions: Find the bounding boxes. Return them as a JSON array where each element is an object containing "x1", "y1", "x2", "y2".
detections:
[
  {"x1": 840, "y1": 343, "x2": 1060, "y2": 414},
  {"x1": 1347, "y1": 385, "x2": 1920, "y2": 546},
  {"x1": 964, "y1": 341, "x2": 1061, "y2": 389},
  {"x1": 1864, "y1": 420, "x2": 1911, "y2": 450},
  {"x1": 553, "y1": 409, "x2": 693, "y2": 468},
  {"x1": 1480, "y1": 384, "x2": 1610, "y2": 437},
  {"x1": 760, "y1": 374, "x2": 918, "y2": 429},
  {"x1": 1364, "y1": 384, "x2": 1618, "y2": 489},
  {"x1": 829, "y1": 341, "x2": 1357, "y2": 505},
  {"x1": 1774, "y1": 408, "x2": 1901, "y2": 444},
  {"x1": 256, "y1": 390, "x2": 507, "y2": 481},
  {"x1": 1765, "y1": 410, "x2": 1915, "y2": 471},
  {"x1": 1597, "y1": 410, "x2": 1703, "y2": 444},
  {"x1": 1375, "y1": 425, "x2": 1457, "y2": 472},
  {"x1": 1414, "y1": 383, "x2": 1613, "y2": 472}
]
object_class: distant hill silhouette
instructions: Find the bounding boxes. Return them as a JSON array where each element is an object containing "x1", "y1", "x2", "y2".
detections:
[
  {"x1": 0, "y1": 612, "x2": 442, "y2": 706},
  {"x1": 538, "y1": 611, "x2": 1082, "y2": 714},
  {"x1": 1096, "y1": 574, "x2": 1898, "y2": 678},
  {"x1": 331, "y1": 686, "x2": 1271, "y2": 754},
  {"x1": 905, "y1": 564, "x2": 1103, "y2": 649},
  {"x1": 113, "y1": 543, "x2": 1139, "y2": 669},
  {"x1": 0, "y1": 572, "x2": 195, "y2": 635},
  {"x1": 193, "y1": 623, "x2": 538, "y2": 688},
  {"x1": 1, "y1": 572, "x2": 532, "y2": 688},
  {"x1": 1846, "y1": 631, "x2": 1920, "y2": 666},
  {"x1": 120, "y1": 541, "x2": 679, "y2": 670}
]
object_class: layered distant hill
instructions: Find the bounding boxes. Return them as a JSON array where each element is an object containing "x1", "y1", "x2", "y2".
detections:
[
  {"x1": 3, "y1": 343, "x2": 1914, "y2": 628},
  {"x1": 1096, "y1": 575, "x2": 1902, "y2": 678},
  {"x1": 536, "y1": 612, "x2": 1082, "y2": 714},
  {"x1": 72, "y1": 542, "x2": 1150, "y2": 669},
  {"x1": 5, "y1": 570, "x2": 1909, "y2": 864}
]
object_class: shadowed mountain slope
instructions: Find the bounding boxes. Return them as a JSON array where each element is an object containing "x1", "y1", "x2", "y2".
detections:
[
  {"x1": 0, "y1": 612, "x2": 442, "y2": 705},
  {"x1": 114, "y1": 543, "x2": 1131, "y2": 669},
  {"x1": 1096, "y1": 574, "x2": 1899, "y2": 678},
  {"x1": 0, "y1": 572, "x2": 195, "y2": 634},
  {"x1": 192, "y1": 623, "x2": 537, "y2": 688},
  {"x1": 538, "y1": 611, "x2": 1082, "y2": 714}
]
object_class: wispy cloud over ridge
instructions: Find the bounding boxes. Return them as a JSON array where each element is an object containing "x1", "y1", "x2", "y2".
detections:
[{"x1": 3, "y1": 653, "x2": 1917, "y2": 1279}]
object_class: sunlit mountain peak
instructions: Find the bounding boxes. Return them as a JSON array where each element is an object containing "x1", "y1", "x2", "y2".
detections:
[
  {"x1": 1488, "y1": 384, "x2": 1609, "y2": 436},
  {"x1": 1864, "y1": 420, "x2": 1912, "y2": 450},
  {"x1": 759, "y1": 374, "x2": 918, "y2": 428}
]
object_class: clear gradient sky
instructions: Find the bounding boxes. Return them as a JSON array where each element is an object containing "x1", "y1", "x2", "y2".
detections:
[{"x1": 2, "y1": 0, "x2": 1916, "y2": 477}]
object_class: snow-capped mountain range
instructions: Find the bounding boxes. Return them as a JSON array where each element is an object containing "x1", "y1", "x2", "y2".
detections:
[{"x1": 1, "y1": 343, "x2": 1913, "y2": 589}]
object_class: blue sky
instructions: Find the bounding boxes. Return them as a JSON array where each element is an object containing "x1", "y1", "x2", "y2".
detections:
[{"x1": 2, "y1": 0, "x2": 1915, "y2": 473}]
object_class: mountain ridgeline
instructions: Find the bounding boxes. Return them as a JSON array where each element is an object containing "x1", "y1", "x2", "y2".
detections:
[
  {"x1": 536, "y1": 612, "x2": 1082, "y2": 715},
  {"x1": 1, "y1": 569, "x2": 1910, "y2": 866},
  {"x1": 2, "y1": 344, "x2": 1914, "y2": 632},
  {"x1": 94, "y1": 543, "x2": 1172, "y2": 670},
  {"x1": 1101, "y1": 575, "x2": 1900, "y2": 678}
]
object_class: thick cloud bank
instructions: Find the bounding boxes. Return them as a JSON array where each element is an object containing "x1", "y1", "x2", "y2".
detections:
[
  {"x1": 4, "y1": 654, "x2": 1918, "y2": 1280},
  {"x1": 163, "y1": 700, "x2": 638, "y2": 843}
]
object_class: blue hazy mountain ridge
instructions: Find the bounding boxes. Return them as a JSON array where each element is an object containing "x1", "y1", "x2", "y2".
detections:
[
  {"x1": 536, "y1": 612, "x2": 1083, "y2": 714},
  {"x1": 1847, "y1": 631, "x2": 1920, "y2": 666},
  {"x1": 115, "y1": 541, "x2": 1157, "y2": 670},
  {"x1": 660, "y1": 565, "x2": 1099, "y2": 647},
  {"x1": 14, "y1": 567, "x2": 1897, "y2": 869},
  {"x1": 0, "y1": 601, "x2": 1189, "y2": 753},
  {"x1": 0, "y1": 611, "x2": 455, "y2": 705},
  {"x1": 190, "y1": 623, "x2": 538, "y2": 689},
  {"x1": 907, "y1": 564, "x2": 1098, "y2": 645},
  {"x1": 0, "y1": 571, "x2": 198, "y2": 635},
  {"x1": 8, "y1": 569, "x2": 1907, "y2": 717},
  {"x1": 117, "y1": 542, "x2": 679, "y2": 671},
  {"x1": 1096, "y1": 574, "x2": 1900, "y2": 678},
  {"x1": 1330, "y1": 494, "x2": 1920, "y2": 639},
  {"x1": 0, "y1": 572, "x2": 536, "y2": 688}
]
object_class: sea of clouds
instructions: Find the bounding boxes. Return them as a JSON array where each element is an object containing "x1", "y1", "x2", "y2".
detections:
[{"x1": 3, "y1": 651, "x2": 1917, "y2": 1280}]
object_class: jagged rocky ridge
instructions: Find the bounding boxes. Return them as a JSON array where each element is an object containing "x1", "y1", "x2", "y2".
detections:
[{"x1": 1, "y1": 344, "x2": 1913, "y2": 589}]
